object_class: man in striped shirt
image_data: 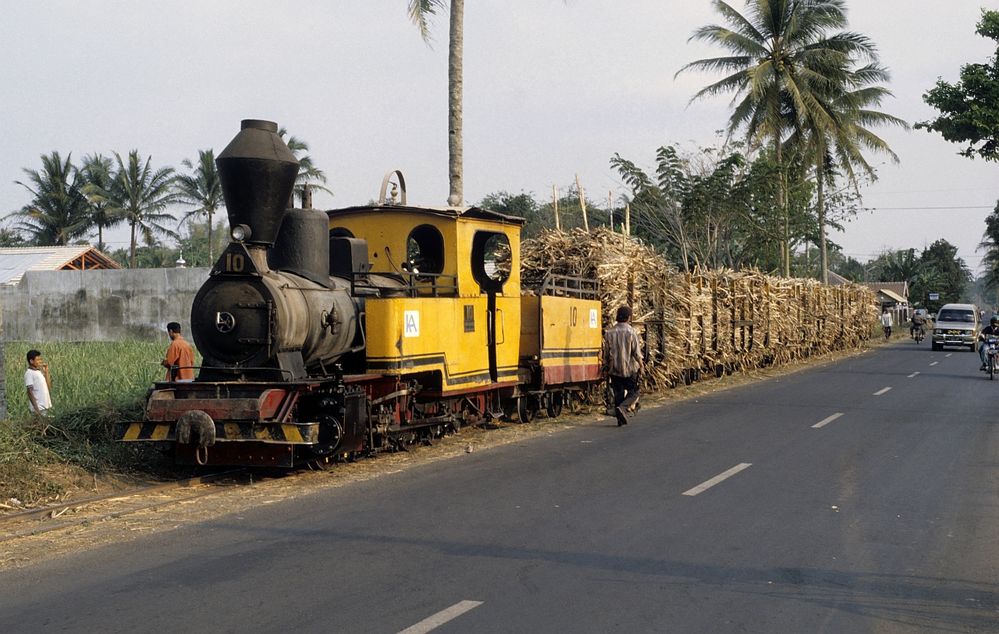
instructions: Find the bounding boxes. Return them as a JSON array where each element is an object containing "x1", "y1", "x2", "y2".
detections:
[{"x1": 605, "y1": 305, "x2": 643, "y2": 426}]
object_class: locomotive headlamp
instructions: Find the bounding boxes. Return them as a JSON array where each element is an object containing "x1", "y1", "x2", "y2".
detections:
[{"x1": 231, "y1": 224, "x2": 252, "y2": 242}]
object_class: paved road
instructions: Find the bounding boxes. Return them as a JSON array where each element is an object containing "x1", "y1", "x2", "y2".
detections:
[{"x1": 2, "y1": 343, "x2": 999, "y2": 633}]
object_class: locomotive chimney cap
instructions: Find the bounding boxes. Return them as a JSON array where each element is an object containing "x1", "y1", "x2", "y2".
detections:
[{"x1": 240, "y1": 119, "x2": 279, "y2": 133}]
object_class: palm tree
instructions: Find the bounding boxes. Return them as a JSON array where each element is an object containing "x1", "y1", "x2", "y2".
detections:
[
  {"x1": 174, "y1": 149, "x2": 224, "y2": 262},
  {"x1": 277, "y1": 128, "x2": 333, "y2": 208},
  {"x1": 678, "y1": 0, "x2": 879, "y2": 276},
  {"x1": 408, "y1": 0, "x2": 464, "y2": 206},
  {"x1": 791, "y1": 63, "x2": 906, "y2": 282},
  {"x1": 95, "y1": 151, "x2": 178, "y2": 268},
  {"x1": 79, "y1": 153, "x2": 122, "y2": 252},
  {"x1": 12, "y1": 152, "x2": 90, "y2": 245}
]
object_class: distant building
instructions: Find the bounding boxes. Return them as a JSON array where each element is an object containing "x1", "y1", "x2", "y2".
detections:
[
  {"x1": 0, "y1": 245, "x2": 121, "y2": 286},
  {"x1": 826, "y1": 270, "x2": 909, "y2": 321}
]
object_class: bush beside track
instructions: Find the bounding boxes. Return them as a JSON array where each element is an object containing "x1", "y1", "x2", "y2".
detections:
[{"x1": 0, "y1": 341, "x2": 197, "y2": 507}]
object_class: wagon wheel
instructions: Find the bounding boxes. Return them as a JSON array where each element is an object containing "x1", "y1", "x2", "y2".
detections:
[
  {"x1": 503, "y1": 398, "x2": 519, "y2": 421},
  {"x1": 566, "y1": 391, "x2": 581, "y2": 414},
  {"x1": 546, "y1": 392, "x2": 564, "y2": 418},
  {"x1": 517, "y1": 396, "x2": 537, "y2": 423}
]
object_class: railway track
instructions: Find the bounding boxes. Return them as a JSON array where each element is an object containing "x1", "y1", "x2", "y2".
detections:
[{"x1": 0, "y1": 469, "x2": 254, "y2": 542}]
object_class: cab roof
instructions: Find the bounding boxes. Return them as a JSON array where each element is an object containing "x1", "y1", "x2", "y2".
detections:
[{"x1": 327, "y1": 204, "x2": 526, "y2": 226}]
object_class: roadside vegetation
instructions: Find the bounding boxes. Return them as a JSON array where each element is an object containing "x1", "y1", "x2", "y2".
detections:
[{"x1": 0, "y1": 341, "x2": 198, "y2": 507}]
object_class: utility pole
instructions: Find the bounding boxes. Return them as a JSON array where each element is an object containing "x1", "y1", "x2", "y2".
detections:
[
  {"x1": 575, "y1": 174, "x2": 589, "y2": 232},
  {"x1": 608, "y1": 190, "x2": 614, "y2": 232},
  {"x1": 552, "y1": 184, "x2": 560, "y2": 231}
]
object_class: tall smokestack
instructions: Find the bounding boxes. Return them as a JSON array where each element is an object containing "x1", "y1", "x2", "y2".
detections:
[{"x1": 216, "y1": 119, "x2": 298, "y2": 247}]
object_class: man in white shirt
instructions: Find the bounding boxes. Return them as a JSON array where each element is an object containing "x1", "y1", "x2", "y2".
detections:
[
  {"x1": 24, "y1": 349, "x2": 51, "y2": 416},
  {"x1": 880, "y1": 309, "x2": 893, "y2": 340}
]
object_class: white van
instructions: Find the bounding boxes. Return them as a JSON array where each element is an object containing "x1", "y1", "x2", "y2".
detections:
[{"x1": 931, "y1": 303, "x2": 979, "y2": 351}]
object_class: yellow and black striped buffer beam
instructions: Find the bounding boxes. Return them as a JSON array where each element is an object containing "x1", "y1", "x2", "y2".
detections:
[{"x1": 118, "y1": 422, "x2": 319, "y2": 444}]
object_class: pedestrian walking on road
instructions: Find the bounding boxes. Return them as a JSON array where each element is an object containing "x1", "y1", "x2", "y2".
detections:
[
  {"x1": 881, "y1": 309, "x2": 893, "y2": 340},
  {"x1": 605, "y1": 305, "x2": 643, "y2": 426}
]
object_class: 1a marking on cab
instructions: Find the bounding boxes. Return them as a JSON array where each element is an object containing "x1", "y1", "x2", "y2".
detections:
[{"x1": 404, "y1": 310, "x2": 420, "y2": 338}]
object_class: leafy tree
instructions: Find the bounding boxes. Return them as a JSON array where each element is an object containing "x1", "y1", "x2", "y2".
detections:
[
  {"x1": 0, "y1": 227, "x2": 27, "y2": 247},
  {"x1": 831, "y1": 254, "x2": 867, "y2": 282},
  {"x1": 175, "y1": 218, "x2": 227, "y2": 268},
  {"x1": 868, "y1": 247, "x2": 921, "y2": 284},
  {"x1": 93, "y1": 151, "x2": 178, "y2": 268},
  {"x1": 679, "y1": 0, "x2": 879, "y2": 276},
  {"x1": 409, "y1": 0, "x2": 464, "y2": 206},
  {"x1": 78, "y1": 153, "x2": 122, "y2": 252},
  {"x1": 918, "y1": 10, "x2": 999, "y2": 161},
  {"x1": 174, "y1": 149, "x2": 224, "y2": 263},
  {"x1": 108, "y1": 244, "x2": 180, "y2": 269},
  {"x1": 478, "y1": 191, "x2": 543, "y2": 235},
  {"x1": 612, "y1": 142, "x2": 813, "y2": 273},
  {"x1": 11, "y1": 152, "x2": 90, "y2": 245},
  {"x1": 477, "y1": 189, "x2": 606, "y2": 239},
  {"x1": 790, "y1": 63, "x2": 906, "y2": 282},
  {"x1": 979, "y1": 200, "x2": 999, "y2": 292},
  {"x1": 914, "y1": 239, "x2": 971, "y2": 307}
]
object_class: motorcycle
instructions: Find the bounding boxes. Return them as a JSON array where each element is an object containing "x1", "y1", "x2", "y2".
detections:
[
  {"x1": 912, "y1": 324, "x2": 925, "y2": 343},
  {"x1": 983, "y1": 336, "x2": 999, "y2": 380}
]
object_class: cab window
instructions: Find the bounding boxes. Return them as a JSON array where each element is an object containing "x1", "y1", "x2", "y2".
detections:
[
  {"x1": 406, "y1": 224, "x2": 444, "y2": 275},
  {"x1": 471, "y1": 231, "x2": 512, "y2": 292}
]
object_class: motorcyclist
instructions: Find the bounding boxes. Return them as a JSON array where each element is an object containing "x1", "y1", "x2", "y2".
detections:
[
  {"x1": 978, "y1": 315, "x2": 999, "y2": 370},
  {"x1": 910, "y1": 311, "x2": 927, "y2": 339}
]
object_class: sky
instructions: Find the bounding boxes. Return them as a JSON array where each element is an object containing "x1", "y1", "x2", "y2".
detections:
[{"x1": 2, "y1": 1, "x2": 999, "y2": 273}]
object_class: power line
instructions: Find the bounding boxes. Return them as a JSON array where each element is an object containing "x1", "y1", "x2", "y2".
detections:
[{"x1": 862, "y1": 205, "x2": 993, "y2": 211}]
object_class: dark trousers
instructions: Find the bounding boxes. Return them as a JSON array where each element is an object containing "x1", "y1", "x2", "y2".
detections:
[{"x1": 610, "y1": 374, "x2": 640, "y2": 411}]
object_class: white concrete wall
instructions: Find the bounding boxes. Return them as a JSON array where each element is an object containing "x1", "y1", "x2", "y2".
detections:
[{"x1": 0, "y1": 268, "x2": 210, "y2": 342}]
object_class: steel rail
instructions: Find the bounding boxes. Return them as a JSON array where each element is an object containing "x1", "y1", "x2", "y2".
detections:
[{"x1": 0, "y1": 469, "x2": 247, "y2": 537}]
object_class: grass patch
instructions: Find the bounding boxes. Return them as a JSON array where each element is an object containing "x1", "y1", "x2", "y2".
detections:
[{"x1": 1, "y1": 341, "x2": 198, "y2": 506}]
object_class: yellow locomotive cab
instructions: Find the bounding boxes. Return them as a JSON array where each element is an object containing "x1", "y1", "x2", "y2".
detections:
[{"x1": 329, "y1": 205, "x2": 523, "y2": 395}]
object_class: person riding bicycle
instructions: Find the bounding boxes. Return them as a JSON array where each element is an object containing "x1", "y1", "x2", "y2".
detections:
[
  {"x1": 978, "y1": 315, "x2": 999, "y2": 370},
  {"x1": 910, "y1": 311, "x2": 927, "y2": 339}
]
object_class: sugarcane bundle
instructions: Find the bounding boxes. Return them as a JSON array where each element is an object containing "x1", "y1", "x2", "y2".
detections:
[{"x1": 520, "y1": 229, "x2": 878, "y2": 391}]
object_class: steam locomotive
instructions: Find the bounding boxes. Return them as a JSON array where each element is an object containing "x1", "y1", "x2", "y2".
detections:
[{"x1": 118, "y1": 119, "x2": 603, "y2": 468}]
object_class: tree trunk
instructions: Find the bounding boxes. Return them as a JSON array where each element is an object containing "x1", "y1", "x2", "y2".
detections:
[
  {"x1": 98, "y1": 224, "x2": 104, "y2": 252},
  {"x1": 207, "y1": 209, "x2": 214, "y2": 263},
  {"x1": 775, "y1": 138, "x2": 789, "y2": 277},
  {"x1": 446, "y1": 0, "x2": 464, "y2": 207},
  {"x1": 817, "y1": 155, "x2": 828, "y2": 284},
  {"x1": 130, "y1": 220, "x2": 137, "y2": 268}
]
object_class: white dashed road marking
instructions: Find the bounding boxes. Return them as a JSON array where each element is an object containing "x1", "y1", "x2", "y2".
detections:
[
  {"x1": 908, "y1": 372, "x2": 920, "y2": 378},
  {"x1": 946, "y1": 353, "x2": 953, "y2": 357},
  {"x1": 683, "y1": 463, "x2": 752, "y2": 496},
  {"x1": 398, "y1": 601, "x2": 484, "y2": 634},
  {"x1": 812, "y1": 413, "x2": 844, "y2": 429},
  {"x1": 930, "y1": 361, "x2": 939, "y2": 366},
  {"x1": 874, "y1": 387, "x2": 892, "y2": 396}
]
